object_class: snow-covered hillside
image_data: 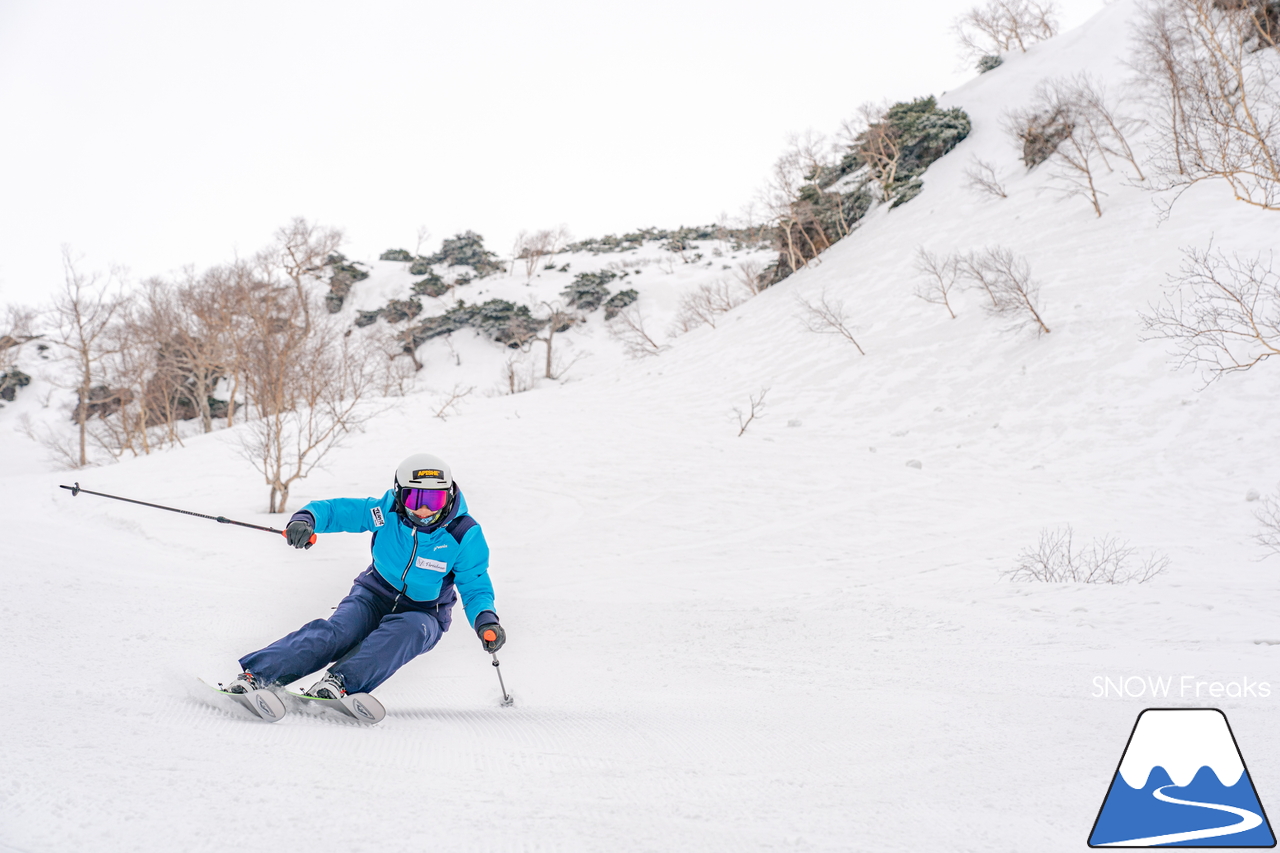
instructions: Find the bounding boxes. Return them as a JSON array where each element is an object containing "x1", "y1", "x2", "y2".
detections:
[{"x1": 4, "y1": 2, "x2": 1280, "y2": 850}]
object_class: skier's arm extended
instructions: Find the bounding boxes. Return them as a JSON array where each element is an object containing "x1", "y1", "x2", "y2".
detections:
[
  {"x1": 295, "y1": 497, "x2": 385, "y2": 535},
  {"x1": 452, "y1": 526, "x2": 496, "y2": 628}
]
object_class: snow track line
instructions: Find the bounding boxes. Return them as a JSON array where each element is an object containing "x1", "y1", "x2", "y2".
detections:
[{"x1": 1096, "y1": 784, "x2": 1264, "y2": 846}]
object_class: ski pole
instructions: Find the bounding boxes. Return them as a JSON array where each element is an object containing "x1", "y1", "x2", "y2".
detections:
[
  {"x1": 58, "y1": 482, "x2": 316, "y2": 545},
  {"x1": 490, "y1": 652, "x2": 514, "y2": 707}
]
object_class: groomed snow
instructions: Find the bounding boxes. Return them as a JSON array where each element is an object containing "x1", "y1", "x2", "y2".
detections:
[{"x1": 4, "y1": 2, "x2": 1280, "y2": 850}]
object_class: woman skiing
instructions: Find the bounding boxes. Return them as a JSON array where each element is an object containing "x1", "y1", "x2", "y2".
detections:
[{"x1": 222, "y1": 452, "x2": 505, "y2": 700}]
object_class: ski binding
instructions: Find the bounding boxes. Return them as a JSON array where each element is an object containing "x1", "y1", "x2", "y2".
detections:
[
  {"x1": 200, "y1": 678, "x2": 287, "y2": 723},
  {"x1": 288, "y1": 690, "x2": 386, "y2": 725}
]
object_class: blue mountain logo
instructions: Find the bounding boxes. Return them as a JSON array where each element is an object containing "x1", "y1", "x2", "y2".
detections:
[{"x1": 1089, "y1": 708, "x2": 1275, "y2": 847}]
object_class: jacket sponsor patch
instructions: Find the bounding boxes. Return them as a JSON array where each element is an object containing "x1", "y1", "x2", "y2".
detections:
[
  {"x1": 413, "y1": 469, "x2": 443, "y2": 480},
  {"x1": 370, "y1": 506, "x2": 385, "y2": 527},
  {"x1": 415, "y1": 556, "x2": 447, "y2": 572}
]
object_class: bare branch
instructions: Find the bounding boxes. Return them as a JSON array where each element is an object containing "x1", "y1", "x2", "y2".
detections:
[
  {"x1": 607, "y1": 306, "x2": 667, "y2": 358},
  {"x1": 953, "y1": 0, "x2": 1061, "y2": 65},
  {"x1": 964, "y1": 157, "x2": 1009, "y2": 198},
  {"x1": 672, "y1": 279, "x2": 750, "y2": 334},
  {"x1": 1004, "y1": 525, "x2": 1170, "y2": 583},
  {"x1": 958, "y1": 247, "x2": 1051, "y2": 334},
  {"x1": 237, "y1": 294, "x2": 379, "y2": 513},
  {"x1": 1134, "y1": 0, "x2": 1280, "y2": 213},
  {"x1": 734, "y1": 387, "x2": 770, "y2": 437},
  {"x1": 1005, "y1": 75, "x2": 1147, "y2": 216},
  {"x1": 46, "y1": 247, "x2": 128, "y2": 467},
  {"x1": 513, "y1": 227, "x2": 568, "y2": 284},
  {"x1": 795, "y1": 291, "x2": 867, "y2": 353},
  {"x1": 433, "y1": 383, "x2": 475, "y2": 421},
  {"x1": 914, "y1": 248, "x2": 960, "y2": 319},
  {"x1": 1141, "y1": 244, "x2": 1280, "y2": 382},
  {"x1": 1259, "y1": 487, "x2": 1280, "y2": 558}
]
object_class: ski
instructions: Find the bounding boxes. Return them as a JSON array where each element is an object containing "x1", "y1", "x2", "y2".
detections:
[
  {"x1": 199, "y1": 678, "x2": 287, "y2": 723},
  {"x1": 287, "y1": 690, "x2": 386, "y2": 725}
]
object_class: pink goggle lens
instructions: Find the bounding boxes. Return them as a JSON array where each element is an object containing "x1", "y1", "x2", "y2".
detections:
[{"x1": 403, "y1": 488, "x2": 449, "y2": 512}]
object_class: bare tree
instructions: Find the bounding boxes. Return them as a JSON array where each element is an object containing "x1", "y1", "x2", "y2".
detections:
[
  {"x1": 513, "y1": 227, "x2": 568, "y2": 283},
  {"x1": 606, "y1": 306, "x2": 666, "y2": 358},
  {"x1": 914, "y1": 248, "x2": 961, "y2": 319},
  {"x1": 759, "y1": 150, "x2": 809, "y2": 277},
  {"x1": 953, "y1": 0, "x2": 1060, "y2": 64},
  {"x1": 500, "y1": 352, "x2": 537, "y2": 395},
  {"x1": 855, "y1": 102, "x2": 904, "y2": 201},
  {"x1": 673, "y1": 279, "x2": 750, "y2": 333},
  {"x1": 733, "y1": 259, "x2": 768, "y2": 295},
  {"x1": 433, "y1": 383, "x2": 474, "y2": 421},
  {"x1": 413, "y1": 225, "x2": 431, "y2": 257},
  {"x1": 1044, "y1": 107, "x2": 1108, "y2": 217},
  {"x1": 1073, "y1": 75, "x2": 1148, "y2": 181},
  {"x1": 1004, "y1": 525, "x2": 1169, "y2": 583},
  {"x1": 1141, "y1": 245, "x2": 1280, "y2": 382},
  {"x1": 1, "y1": 304, "x2": 39, "y2": 384},
  {"x1": 956, "y1": 250, "x2": 1001, "y2": 309},
  {"x1": 959, "y1": 247, "x2": 1051, "y2": 333},
  {"x1": 47, "y1": 247, "x2": 127, "y2": 467},
  {"x1": 1134, "y1": 0, "x2": 1280, "y2": 213},
  {"x1": 964, "y1": 157, "x2": 1009, "y2": 198},
  {"x1": 1005, "y1": 75, "x2": 1148, "y2": 216},
  {"x1": 238, "y1": 287, "x2": 377, "y2": 513},
  {"x1": 795, "y1": 291, "x2": 867, "y2": 354},
  {"x1": 267, "y1": 217, "x2": 343, "y2": 334},
  {"x1": 1259, "y1": 487, "x2": 1280, "y2": 558},
  {"x1": 757, "y1": 134, "x2": 850, "y2": 279},
  {"x1": 734, "y1": 388, "x2": 770, "y2": 437},
  {"x1": 528, "y1": 301, "x2": 580, "y2": 380},
  {"x1": 90, "y1": 302, "x2": 161, "y2": 458},
  {"x1": 138, "y1": 271, "x2": 236, "y2": 435}
]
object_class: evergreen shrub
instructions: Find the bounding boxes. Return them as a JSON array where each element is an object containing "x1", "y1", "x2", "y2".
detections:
[
  {"x1": 0, "y1": 369, "x2": 31, "y2": 402},
  {"x1": 325, "y1": 253, "x2": 371, "y2": 313},
  {"x1": 603, "y1": 289, "x2": 638, "y2": 320},
  {"x1": 411, "y1": 271, "x2": 450, "y2": 297},
  {"x1": 382, "y1": 298, "x2": 423, "y2": 324},
  {"x1": 401, "y1": 299, "x2": 546, "y2": 352},
  {"x1": 562, "y1": 270, "x2": 618, "y2": 311},
  {"x1": 423, "y1": 231, "x2": 504, "y2": 277}
]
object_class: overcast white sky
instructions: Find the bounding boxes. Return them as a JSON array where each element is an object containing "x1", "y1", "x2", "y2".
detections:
[{"x1": 0, "y1": 0, "x2": 1106, "y2": 301}]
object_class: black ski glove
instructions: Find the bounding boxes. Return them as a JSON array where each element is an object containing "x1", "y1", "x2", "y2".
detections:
[
  {"x1": 285, "y1": 519, "x2": 315, "y2": 549},
  {"x1": 477, "y1": 623, "x2": 506, "y2": 653}
]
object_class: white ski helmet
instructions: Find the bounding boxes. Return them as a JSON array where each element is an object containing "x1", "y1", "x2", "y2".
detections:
[{"x1": 395, "y1": 453, "x2": 452, "y2": 491}]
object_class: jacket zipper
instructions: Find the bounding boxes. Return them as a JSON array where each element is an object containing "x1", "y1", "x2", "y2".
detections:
[{"x1": 392, "y1": 528, "x2": 419, "y2": 613}]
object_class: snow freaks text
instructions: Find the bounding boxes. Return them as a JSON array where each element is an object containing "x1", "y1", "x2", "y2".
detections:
[{"x1": 1092, "y1": 676, "x2": 1272, "y2": 700}]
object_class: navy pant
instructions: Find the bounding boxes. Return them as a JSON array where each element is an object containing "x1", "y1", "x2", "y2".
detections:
[{"x1": 240, "y1": 579, "x2": 451, "y2": 694}]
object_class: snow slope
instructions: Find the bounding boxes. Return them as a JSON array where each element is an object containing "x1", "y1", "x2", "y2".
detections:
[{"x1": 4, "y1": 2, "x2": 1280, "y2": 850}]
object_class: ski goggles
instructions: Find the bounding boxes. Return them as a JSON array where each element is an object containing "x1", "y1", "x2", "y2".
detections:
[{"x1": 402, "y1": 487, "x2": 450, "y2": 513}]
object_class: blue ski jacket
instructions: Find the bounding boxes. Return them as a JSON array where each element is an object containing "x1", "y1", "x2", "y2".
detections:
[{"x1": 295, "y1": 488, "x2": 495, "y2": 628}]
